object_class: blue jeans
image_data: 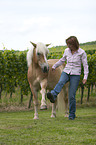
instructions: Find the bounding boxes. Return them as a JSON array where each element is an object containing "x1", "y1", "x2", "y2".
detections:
[{"x1": 51, "y1": 72, "x2": 80, "y2": 119}]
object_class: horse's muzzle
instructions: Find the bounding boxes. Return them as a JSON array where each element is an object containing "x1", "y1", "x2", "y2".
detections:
[
  {"x1": 41, "y1": 63, "x2": 49, "y2": 73},
  {"x1": 43, "y1": 65, "x2": 49, "y2": 73}
]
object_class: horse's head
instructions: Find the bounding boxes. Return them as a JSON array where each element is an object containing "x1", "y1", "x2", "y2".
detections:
[{"x1": 30, "y1": 42, "x2": 50, "y2": 73}]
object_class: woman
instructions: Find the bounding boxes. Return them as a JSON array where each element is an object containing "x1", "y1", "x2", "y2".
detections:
[{"x1": 47, "y1": 36, "x2": 89, "y2": 120}]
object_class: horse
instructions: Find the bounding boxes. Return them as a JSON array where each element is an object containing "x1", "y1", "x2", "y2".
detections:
[{"x1": 27, "y1": 42, "x2": 68, "y2": 119}]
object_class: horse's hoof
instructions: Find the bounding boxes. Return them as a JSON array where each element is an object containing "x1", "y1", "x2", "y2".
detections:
[
  {"x1": 40, "y1": 105, "x2": 47, "y2": 110},
  {"x1": 51, "y1": 114, "x2": 56, "y2": 118},
  {"x1": 65, "y1": 114, "x2": 69, "y2": 117},
  {"x1": 33, "y1": 116, "x2": 39, "y2": 120}
]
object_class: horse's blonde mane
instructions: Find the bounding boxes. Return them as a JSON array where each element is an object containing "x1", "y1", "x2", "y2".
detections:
[
  {"x1": 27, "y1": 46, "x2": 34, "y2": 67},
  {"x1": 27, "y1": 42, "x2": 49, "y2": 67}
]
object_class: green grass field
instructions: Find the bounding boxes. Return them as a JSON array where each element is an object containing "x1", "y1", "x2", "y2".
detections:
[
  {"x1": 0, "y1": 87, "x2": 96, "y2": 145},
  {"x1": 0, "y1": 106, "x2": 96, "y2": 145}
]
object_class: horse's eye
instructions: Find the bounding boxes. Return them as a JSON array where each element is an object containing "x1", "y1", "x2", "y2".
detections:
[{"x1": 37, "y1": 52, "x2": 40, "y2": 56}]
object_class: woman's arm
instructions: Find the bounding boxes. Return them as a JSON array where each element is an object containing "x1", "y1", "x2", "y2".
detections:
[
  {"x1": 82, "y1": 51, "x2": 89, "y2": 83},
  {"x1": 52, "y1": 50, "x2": 66, "y2": 70}
]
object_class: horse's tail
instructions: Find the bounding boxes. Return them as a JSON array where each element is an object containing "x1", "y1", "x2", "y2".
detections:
[{"x1": 27, "y1": 47, "x2": 33, "y2": 67}]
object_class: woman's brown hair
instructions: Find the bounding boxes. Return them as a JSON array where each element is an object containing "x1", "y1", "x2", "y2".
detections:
[{"x1": 66, "y1": 36, "x2": 79, "y2": 50}]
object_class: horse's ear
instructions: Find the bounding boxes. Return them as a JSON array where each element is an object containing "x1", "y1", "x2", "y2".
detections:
[
  {"x1": 30, "y1": 41, "x2": 36, "y2": 48},
  {"x1": 46, "y1": 44, "x2": 51, "y2": 47}
]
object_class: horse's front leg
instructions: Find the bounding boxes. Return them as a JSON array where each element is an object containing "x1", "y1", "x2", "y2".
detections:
[
  {"x1": 40, "y1": 88, "x2": 47, "y2": 110},
  {"x1": 30, "y1": 84, "x2": 39, "y2": 119},
  {"x1": 51, "y1": 99, "x2": 57, "y2": 118},
  {"x1": 40, "y1": 79, "x2": 47, "y2": 110},
  {"x1": 33, "y1": 90, "x2": 39, "y2": 119},
  {"x1": 33, "y1": 91, "x2": 39, "y2": 119}
]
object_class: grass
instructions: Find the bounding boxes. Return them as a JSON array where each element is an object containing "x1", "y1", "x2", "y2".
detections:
[
  {"x1": 0, "y1": 106, "x2": 96, "y2": 145},
  {"x1": 0, "y1": 87, "x2": 96, "y2": 145}
]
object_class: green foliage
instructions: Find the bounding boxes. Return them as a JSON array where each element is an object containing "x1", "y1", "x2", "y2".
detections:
[
  {"x1": 0, "y1": 51, "x2": 5, "y2": 89},
  {"x1": 3, "y1": 50, "x2": 17, "y2": 93},
  {"x1": 80, "y1": 41, "x2": 96, "y2": 45},
  {"x1": 0, "y1": 50, "x2": 30, "y2": 99},
  {"x1": 87, "y1": 54, "x2": 96, "y2": 85},
  {"x1": 79, "y1": 53, "x2": 96, "y2": 87},
  {"x1": 0, "y1": 43, "x2": 95, "y2": 101},
  {"x1": 16, "y1": 51, "x2": 29, "y2": 95}
]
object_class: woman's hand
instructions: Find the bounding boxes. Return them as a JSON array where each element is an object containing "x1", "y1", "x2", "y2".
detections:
[
  {"x1": 82, "y1": 79, "x2": 87, "y2": 84},
  {"x1": 52, "y1": 67, "x2": 55, "y2": 71}
]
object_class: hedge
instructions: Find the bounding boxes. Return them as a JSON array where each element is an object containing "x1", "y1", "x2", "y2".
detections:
[{"x1": 0, "y1": 50, "x2": 29, "y2": 101}]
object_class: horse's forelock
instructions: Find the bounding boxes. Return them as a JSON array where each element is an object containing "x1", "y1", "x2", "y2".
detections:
[{"x1": 36, "y1": 42, "x2": 49, "y2": 55}]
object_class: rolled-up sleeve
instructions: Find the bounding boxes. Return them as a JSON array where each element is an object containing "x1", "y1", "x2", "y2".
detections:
[
  {"x1": 82, "y1": 52, "x2": 89, "y2": 80},
  {"x1": 52, "y1": 50, "x2": 66, "y2": 69}
]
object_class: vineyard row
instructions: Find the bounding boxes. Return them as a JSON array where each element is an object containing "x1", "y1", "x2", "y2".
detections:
[{"x1": 0, "y1": 50, "x2": 96, "y2": 102}]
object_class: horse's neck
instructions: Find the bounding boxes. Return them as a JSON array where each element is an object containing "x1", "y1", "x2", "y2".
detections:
[
  {"x1": 32, "y1": 61, "x2": 38, "y2": 71},
  {"x1": 31, "y1": 54, "x2": 40, "y2": 76},
  {"x1": 32, "y1": 49, "x2": 37, "y2": 64},
  {"x1": 31, "y1": 59, "x2": 47, "y2": 81}
]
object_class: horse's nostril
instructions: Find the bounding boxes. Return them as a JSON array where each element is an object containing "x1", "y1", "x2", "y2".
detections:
[
  {"x1": 43, "y1": 65, "x2": 49, "y2": 73},
  {"x1": 44, "y1": 66, "x2": 47, "y2": 72}
]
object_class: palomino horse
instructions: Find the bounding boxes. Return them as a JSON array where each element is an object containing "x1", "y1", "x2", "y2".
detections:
[{"x1": 27, "y1": 42, "x2": 68, "y2": 119}]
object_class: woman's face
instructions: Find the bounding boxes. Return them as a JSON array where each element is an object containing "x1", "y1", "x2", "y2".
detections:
[{"x1": 67, "y1": 43, "x2": 76, "y2": 51}]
